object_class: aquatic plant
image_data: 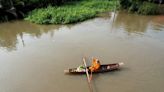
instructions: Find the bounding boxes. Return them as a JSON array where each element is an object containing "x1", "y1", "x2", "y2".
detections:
[
  {"x1": 25, "y1": 0, "x2": 116, "y2": 24},
  {"x1": 25, "y1": 6, "x2": 96, "y2": 24}
]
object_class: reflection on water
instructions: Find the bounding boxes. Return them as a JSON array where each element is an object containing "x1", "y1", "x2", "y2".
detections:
[
  {"x1": 114, "y1": 12, "x2": 150, "y2": 33},
  {"x1": 113, "y1": 12, "x2": 164, "y2": 35},
  {"x1": 0, "y1": 21, "x2": 61, "y2": 51},
  {"x1": 0, "y1": 12, "x2": 163, "y2": 51},
  {"x1": 0, "y1": 12, "x2": 164, "y2": 92}
]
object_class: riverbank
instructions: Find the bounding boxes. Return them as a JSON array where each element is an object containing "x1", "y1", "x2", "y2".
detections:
[
  {"x1": 1, "y1": 0, "x2": 163, "y2": 24},
  {"x1": 25, "y1": 0, "x2": 117, "y2": 24}
]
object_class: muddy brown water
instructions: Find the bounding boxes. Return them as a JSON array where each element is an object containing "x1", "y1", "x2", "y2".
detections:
[{"x1": 0, "y1": 12, "x2": 164, "y2": 92}]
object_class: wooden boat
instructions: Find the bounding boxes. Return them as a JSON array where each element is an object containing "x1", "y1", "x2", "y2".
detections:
[{"x1": 64, "y1": 62, "x2": 124, "y2": 74}]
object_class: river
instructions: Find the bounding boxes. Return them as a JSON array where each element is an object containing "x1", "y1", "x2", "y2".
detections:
[{"x1": 0, "y1": 12, "x2": 164, "y2": 92}]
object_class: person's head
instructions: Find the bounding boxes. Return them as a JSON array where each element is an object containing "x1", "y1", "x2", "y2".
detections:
[
  {"x1": 96, "y1": 60, "x2": 100, "y2": 64},
  {"x1": 92, "y1": 58, "x2": 100, "y2": 64}
]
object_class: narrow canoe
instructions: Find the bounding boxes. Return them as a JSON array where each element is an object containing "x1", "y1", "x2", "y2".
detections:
[{"x1": 64, "y1": 62, "x2": 124, "y2": 74}]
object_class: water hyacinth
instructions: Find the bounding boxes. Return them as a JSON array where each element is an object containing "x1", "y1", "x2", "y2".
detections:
[{"x1": 25, "y1": 0, "x2": 117, "y2": 24}]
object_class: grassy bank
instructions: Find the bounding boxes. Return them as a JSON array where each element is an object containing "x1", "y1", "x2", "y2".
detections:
[{"x1": 25, "y1": 0, "x2": 117, "y2": 24}]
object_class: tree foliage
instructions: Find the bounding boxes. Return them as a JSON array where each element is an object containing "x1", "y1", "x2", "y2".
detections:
[{"x1": 119, "y1": 0, "x2": 159, "y2": 15}]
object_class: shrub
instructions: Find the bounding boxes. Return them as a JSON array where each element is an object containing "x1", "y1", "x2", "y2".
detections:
[
  {"x1": 119, "y1": 0, "x2": 132, "y2": 9},
  {"x1": 138, "y1": 2, "x2": 158, "y2": 15},
  {"x1": 119, "y1": 0, "x2": 159, "y2": 15}
]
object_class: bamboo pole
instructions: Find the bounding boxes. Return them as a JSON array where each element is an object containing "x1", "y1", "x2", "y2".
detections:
[{"x1": 83, "y1": 58, "x2": 93, "y2": 92}]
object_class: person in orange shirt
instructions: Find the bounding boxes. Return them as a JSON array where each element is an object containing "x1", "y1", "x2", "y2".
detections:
[
  {"x1": 89, "y1": 58, "x2": 101, "y2": 72},
  {"x1": 89, "y1": 58, "x2": 101, "y2": 81}
]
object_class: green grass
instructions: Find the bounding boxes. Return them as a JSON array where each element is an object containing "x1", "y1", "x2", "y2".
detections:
[{"x1": 25, "y1": 0, "x2": 117, "y2": 24}]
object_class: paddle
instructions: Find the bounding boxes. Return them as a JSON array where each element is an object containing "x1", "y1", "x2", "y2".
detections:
[
  {"x1": 83, "y1": 57, "x2": 93, "y2": 92},
  {"x1": 89, "y1": 57, "x2": 94, "y2": 81},
  {"x1": 90, "y1": 70, "x2": 93, "y2": 81}
]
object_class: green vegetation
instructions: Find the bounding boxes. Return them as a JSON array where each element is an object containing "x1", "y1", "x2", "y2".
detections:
[
  {"x1": 1, "y1": 0, "x2": 162, "y2": 23},
  {"x1": 138, "y1": 2, "x2": 158, "y2": 15},
  {"x1": 25, "y1": 6, "x2": 96, "y2": 24},
  {"x1": 25, "y1": 0, "x2": 117, "y2": 24},
  {"x1": 119, "y1": 0, "x2": 159, "y2": 15}
]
